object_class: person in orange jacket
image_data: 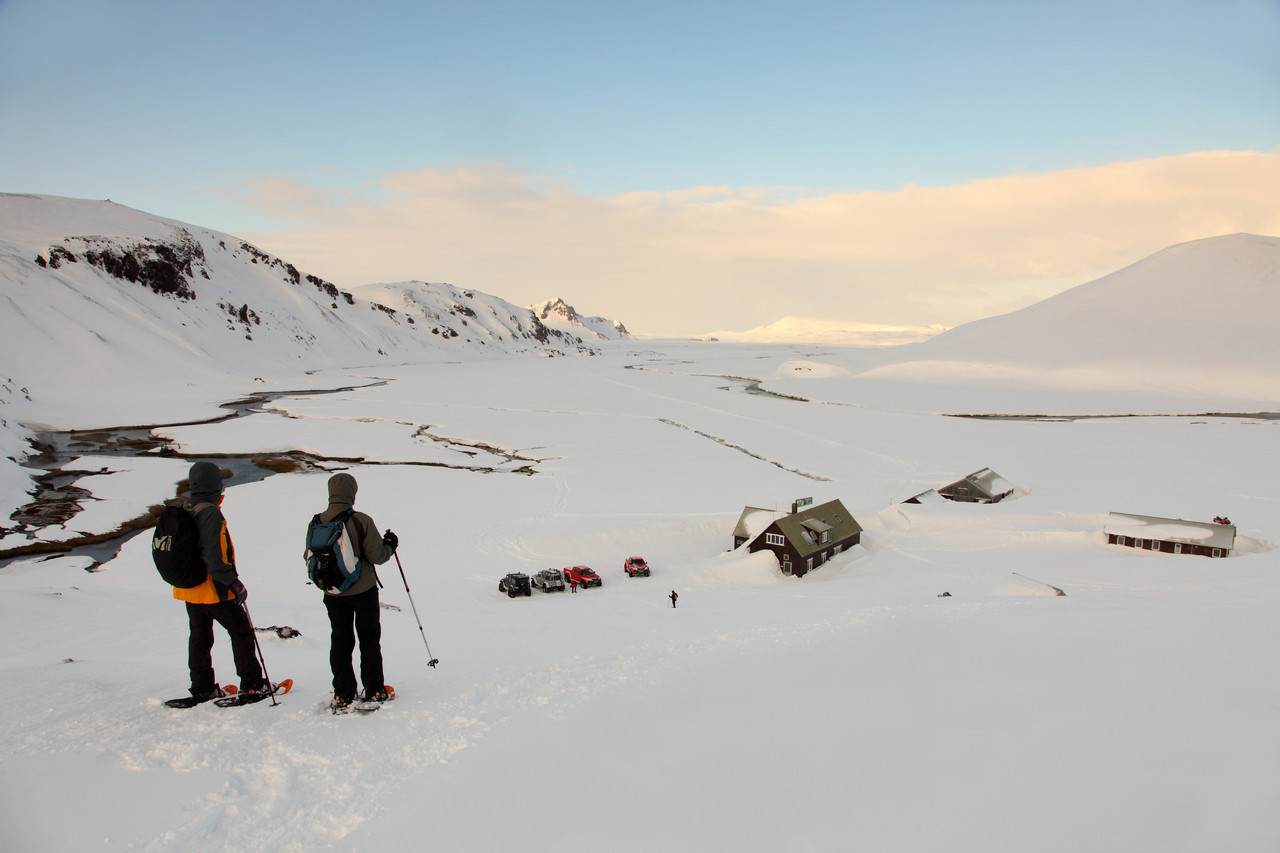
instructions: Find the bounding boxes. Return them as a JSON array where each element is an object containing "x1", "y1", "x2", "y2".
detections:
[{"x1": 174, "y1": 461, "x2": 264, "y2": 702}]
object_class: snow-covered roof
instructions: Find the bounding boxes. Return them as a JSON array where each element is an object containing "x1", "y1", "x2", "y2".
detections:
[
  {"x1": 1104, "y1": 513, "x2": 1236, "y2": 550},
  {"x1": 733, "y1": 506, "x2": 786, "y2": 541},
  {"x1": 965, "y1": 468, "x2": 1013, "y2": 498},
  {"x1": 757, "y1": 499, "x2": 863, "y2": 557}
]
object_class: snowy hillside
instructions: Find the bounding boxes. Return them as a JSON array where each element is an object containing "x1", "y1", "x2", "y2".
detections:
[
  {"x1": 858, "y1": 233, "x2": 1280, "y2": 400},
  {"x1": 0, "y1": 194, "x2": 618, "y2": 428},
  {"x1": 530, "y1": 296, "x2": 632, "y2": 340},
  {"x1": 755, "y1": 233, "x2": 1280, "y2": 414}
]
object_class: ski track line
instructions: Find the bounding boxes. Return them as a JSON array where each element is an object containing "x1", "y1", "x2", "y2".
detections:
[
  {"x1": 658, "y1": 418, "x2": 831, "y2": 481},
  {"x1": 627, "y1": 364, "x2": 925, "y2": 476}
]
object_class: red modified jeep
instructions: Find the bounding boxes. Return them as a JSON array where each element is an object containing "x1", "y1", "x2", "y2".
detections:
[
  {"x1": 624, "y1": 557, "x2": 650, "y2": 577},
  {"x1": 562, "y1": 566, "x2": 602, "y2": 588}
]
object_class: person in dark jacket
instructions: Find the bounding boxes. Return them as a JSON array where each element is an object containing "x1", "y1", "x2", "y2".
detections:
[
  {"x1": 310, "y1": 473, "x2": 398, "y2": 710},
  {"x1": 175, "y1": 461, "x2": 265, "y2": 702}
]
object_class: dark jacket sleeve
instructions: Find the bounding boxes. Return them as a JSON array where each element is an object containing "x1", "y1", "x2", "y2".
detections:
[{"x1": 193, "y1": 503, "x2": 238, "y2": 590}]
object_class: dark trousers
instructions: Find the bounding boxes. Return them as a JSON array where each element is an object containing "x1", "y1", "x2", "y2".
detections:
[
  {"x1": 324, "y1": 587, "x2": 384, "y2": 700},
  {"x1": 187, "y1": 601, "x2": 262, "y2": 693}
]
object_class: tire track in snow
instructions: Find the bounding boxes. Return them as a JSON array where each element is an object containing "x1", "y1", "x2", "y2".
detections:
[{"x1": 657, "y1": 418, "x2": 830, "y2": 481}]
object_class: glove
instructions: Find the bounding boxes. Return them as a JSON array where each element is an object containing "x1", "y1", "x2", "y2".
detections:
[
  {"x1": 382, "y1": 530, "x2": 398, "y2": 553},
  {"x1": 229, "y1": 580, "x2": 247, "y2": 605}
]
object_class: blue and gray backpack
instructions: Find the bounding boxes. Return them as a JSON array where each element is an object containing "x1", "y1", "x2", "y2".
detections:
[{"x1": 305, "y1": 509, "x2": 363, "y2": 593}]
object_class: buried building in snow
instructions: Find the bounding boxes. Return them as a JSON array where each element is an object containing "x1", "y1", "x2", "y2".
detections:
[
  {"x1": 905, "y1": 468, "x2": 1015, "y2": 505},
  {"x1": 733, "y1": 498, "x2": 863, "y2": 577},
  {"x1": 1103, "y1": 512, "x2": 1236, "y2": 558}
]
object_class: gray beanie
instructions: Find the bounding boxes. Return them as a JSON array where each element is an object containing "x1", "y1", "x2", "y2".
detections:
[{"x1": 188, "y1": 461, "x2": 224, "y2": 503}]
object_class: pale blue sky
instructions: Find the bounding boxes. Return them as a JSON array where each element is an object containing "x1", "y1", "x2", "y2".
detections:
[
  {"x1": 2, "y1": 0, "x2": 1278, "y2": 333},
  {"x1": 3, "y1": 0, "x2": 1275, "y2": 226}
]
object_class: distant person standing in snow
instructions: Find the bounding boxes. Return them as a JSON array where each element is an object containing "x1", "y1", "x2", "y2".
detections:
[
  {"x1": 175, "y1": 461, "x2": 264, "y2": 702},
  {"x1": 670, "y1": 590, "x2": 678, "y2": 608},
  {"x1": 311, "y1": 473, "x2": 398, "y2": 711}
]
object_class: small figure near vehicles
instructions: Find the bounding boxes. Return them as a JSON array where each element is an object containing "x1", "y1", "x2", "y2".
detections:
[
  {"x1": 533, "y1": 568, "x2": 566, "y2": 592},
  {"x1": 624, "y1": 556, "x2": 650, "y2": 577},
  {"x1": 562, "y1": 565, "x2": 601, "y2": 588},
  {"x1": 498, "y1": 572, "x2": 532, "y2": 597}
]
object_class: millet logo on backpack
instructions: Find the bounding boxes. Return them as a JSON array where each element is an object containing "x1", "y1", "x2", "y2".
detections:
[{"x1": 152, "y1": 504, "x2": 210, "y2": 589}]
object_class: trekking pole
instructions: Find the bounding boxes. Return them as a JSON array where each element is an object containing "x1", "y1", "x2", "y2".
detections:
[
  {"x1": 394, "y1": 553, "x2": 439, "y2": 667},
  {"x1": 242, "y1": 604, "x2": 281, "y2": 705}
]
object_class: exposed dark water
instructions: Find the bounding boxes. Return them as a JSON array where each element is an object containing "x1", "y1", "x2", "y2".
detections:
[
  {"x1": 0, "y1": 385, "x2": 373, "y2": 568},
  {"x1": 2, "y1": 378, "x2": 543, "y2": 569}
]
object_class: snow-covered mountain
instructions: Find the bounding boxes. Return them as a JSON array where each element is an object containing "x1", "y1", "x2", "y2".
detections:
[
  {"x1": 859, "y1": 233, "x2": 1280, "y2": 400},
  {"x1": 529, "y1": 297, "x2": 632, "y2": 341},
  {"x1": 0, "y1": 194, "x2": 626, "y2": 425}
]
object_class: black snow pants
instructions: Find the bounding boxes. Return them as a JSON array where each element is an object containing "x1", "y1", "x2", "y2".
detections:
[
  {"x1": 324, "y1": 586, "x2": 385, "y2": 701},
  {"x1": 187, "y1": 600, "x2": 262, "y2": 694}
]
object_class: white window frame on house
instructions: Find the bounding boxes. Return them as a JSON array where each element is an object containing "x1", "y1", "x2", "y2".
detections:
[
  {"x1": 806, "y1": 557, "x2": 813, "y2": 572},
  {"x1": 1173, "y1": 543, "x2": 1182, "y2": 554},
  {"x1": 1212, "y1": 548, "x2": 1222, "y2": 558},
  {"x1": 781, "y1": 554, "x2": 792, "y2": 575},
  {"x1": 765, "y1": 533, "x2": 785, "y2": 547},
  {"x1": 833, "y1": 544, "x2": 842, "y2": 555}
]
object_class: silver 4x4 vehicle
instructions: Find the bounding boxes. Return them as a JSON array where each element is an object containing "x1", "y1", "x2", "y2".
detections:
[{"x1": 533, "y1": 568, "x2": 566, "y2": 592}]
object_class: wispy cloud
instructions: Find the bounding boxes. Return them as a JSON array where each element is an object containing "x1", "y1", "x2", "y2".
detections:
[{"x1": 229, "y1": 150, "x2": 1280, "y2": 336}]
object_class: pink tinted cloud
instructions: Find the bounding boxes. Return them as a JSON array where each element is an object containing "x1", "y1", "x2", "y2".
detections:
[{"x1": 236, "y1": 150, "x2": 1280, "y2": 336}]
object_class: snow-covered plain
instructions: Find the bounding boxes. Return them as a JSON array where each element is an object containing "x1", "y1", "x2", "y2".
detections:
[{"x1": 1, "y1": 340, "x2": 1278, "y2": 853}]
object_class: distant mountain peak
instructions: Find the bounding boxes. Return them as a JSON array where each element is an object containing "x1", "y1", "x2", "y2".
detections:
[
  {"x1": 530, "y1": 297, "x2": 632, "y2": 340},
  {"x1": 532, "y1": 297, "x2": 578, "y2": 323}
]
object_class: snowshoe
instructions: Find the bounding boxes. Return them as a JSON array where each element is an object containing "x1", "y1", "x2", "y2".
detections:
[
  {"x1": 165, "y1": 685, "x2": 236, "y2": 709},
  {"x1": 334, "y1": 685, "x2": 395, "y2": 714},
  {"x1": 214, "y1": 678, "x2": 292, "y2": 707}
]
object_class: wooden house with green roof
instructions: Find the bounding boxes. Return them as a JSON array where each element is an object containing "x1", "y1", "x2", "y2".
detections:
[{"x1": 733, "y1": 498, "x2": 863, "y2": 577}]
